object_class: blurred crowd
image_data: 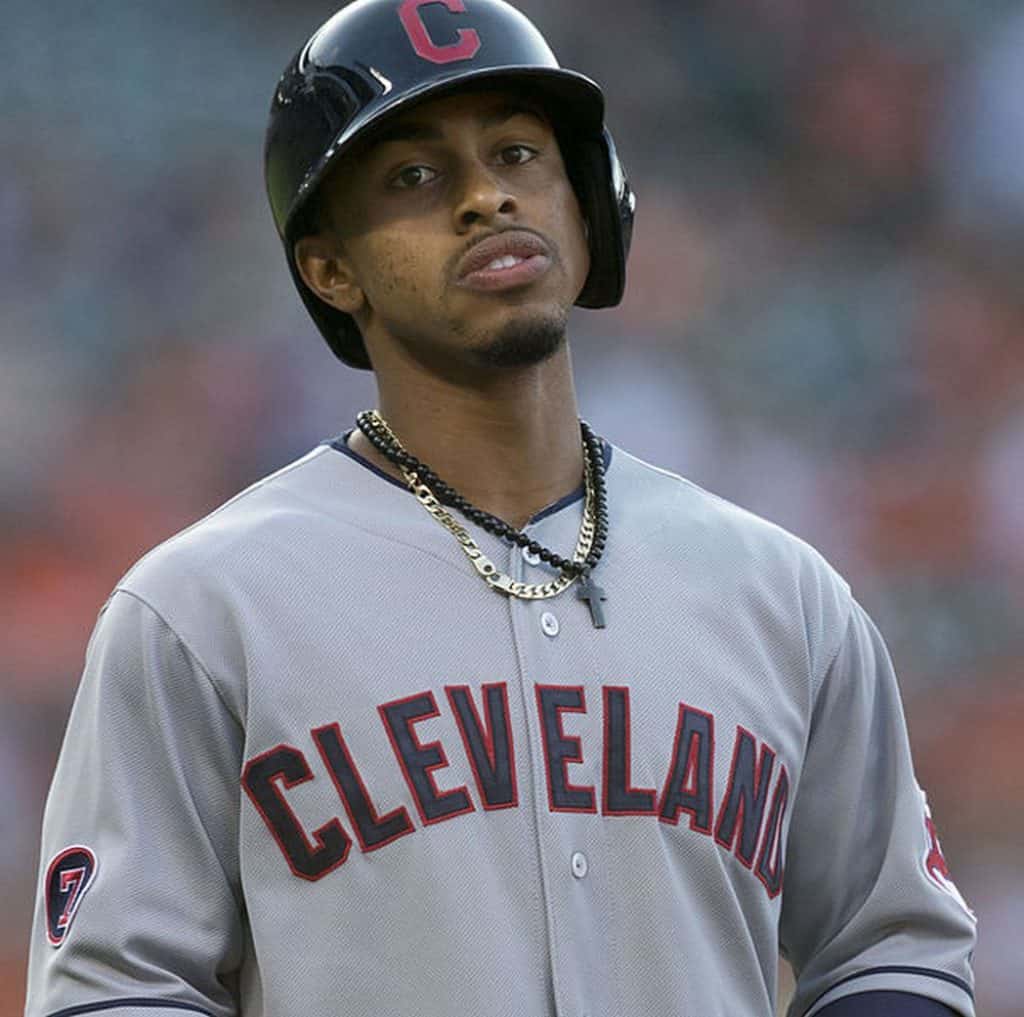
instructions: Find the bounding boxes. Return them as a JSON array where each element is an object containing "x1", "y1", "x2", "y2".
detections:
[{"x1": 2, "y1": 2, "x2": 1022, "y2": 1013}]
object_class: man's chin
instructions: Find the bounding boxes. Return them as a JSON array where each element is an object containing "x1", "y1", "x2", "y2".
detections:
[{"x1": 470, "y1": 311, "x2": 568, "y2": 369}]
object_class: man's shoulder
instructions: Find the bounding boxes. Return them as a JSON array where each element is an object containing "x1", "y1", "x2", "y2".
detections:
[
  {"x1": 611, "y1": 445, "x2": 852, "y2": 614},
  {"x1": 613, "y1": 446, "x2": 821, "y2": 548},
  {"x1": 115, "y1": 443, "x2": 360, "y2": 606}
]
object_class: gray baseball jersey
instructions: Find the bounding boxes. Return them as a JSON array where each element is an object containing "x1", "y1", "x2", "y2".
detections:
[{"x1": 27, "y1": 440, "x2": 977, "y2": 1017}]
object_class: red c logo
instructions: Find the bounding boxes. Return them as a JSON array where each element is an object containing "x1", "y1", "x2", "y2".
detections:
[{"x1": 398, "y1": 0, "x2": 481, "y2": 64}]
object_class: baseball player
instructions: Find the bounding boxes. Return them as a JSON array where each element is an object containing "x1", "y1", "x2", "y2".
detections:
[{"x1": 27, "y1": 2, "x2": 977, "y2": 1016}]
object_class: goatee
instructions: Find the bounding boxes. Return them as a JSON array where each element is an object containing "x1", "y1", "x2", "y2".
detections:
[{"x1": 472, "y1": 313, "x2": 567, "y2": 368}]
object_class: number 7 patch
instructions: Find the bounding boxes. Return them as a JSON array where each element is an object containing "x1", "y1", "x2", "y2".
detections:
[{"x1": 45, "y1": 845, "x2": 97, "y2": 947}]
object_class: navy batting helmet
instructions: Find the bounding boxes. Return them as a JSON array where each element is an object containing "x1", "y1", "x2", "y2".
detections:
[{"x1": 265, "y1": 0, "x2": 635, "y2": 369}]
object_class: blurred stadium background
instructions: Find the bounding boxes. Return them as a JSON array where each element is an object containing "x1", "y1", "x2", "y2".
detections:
[{"x1": 3, "y1": 1, "x2": 1022, "y2": 1013}]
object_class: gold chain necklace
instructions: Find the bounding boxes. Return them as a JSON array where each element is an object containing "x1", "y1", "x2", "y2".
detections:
[
  {"x1": 404, "y1": 469, "x2": 596, "y2": 599},
  {"x1": 369, "y1": 412, "x2": 598, "y2": 602}
]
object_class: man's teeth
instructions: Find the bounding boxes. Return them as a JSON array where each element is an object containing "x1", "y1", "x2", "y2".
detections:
[{"x1": 484, "y1": 255, "x2": 526, "y2": 271}]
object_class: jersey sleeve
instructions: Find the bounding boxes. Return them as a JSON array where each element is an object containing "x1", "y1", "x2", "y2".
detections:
[
  {"x1": 780, "y1": 599, "x2": 977, "y2": 1017},
  {"x1": 25, "y1": 590, "x2": 246, "y2": 1017}
]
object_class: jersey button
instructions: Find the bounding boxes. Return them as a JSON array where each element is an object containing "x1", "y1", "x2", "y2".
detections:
[
  {"x1": 522, "y1": 545, "x2": 542, "y2": 566},
  {"x1": 571, "y1": 851, "x2": 588, "y2": 879},
  {"x1": 541, "y1": 611, "x2": 560, "y2": 637}
]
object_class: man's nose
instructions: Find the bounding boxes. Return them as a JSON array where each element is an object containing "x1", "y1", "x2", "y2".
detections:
[{"x1": 453, "y1": 160, "x2": 517, "y2": 230}]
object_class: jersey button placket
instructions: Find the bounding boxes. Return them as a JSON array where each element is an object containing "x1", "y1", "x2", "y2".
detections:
[{"x1": 507, "y1": 515, "x2": 593, "y2": 1017}]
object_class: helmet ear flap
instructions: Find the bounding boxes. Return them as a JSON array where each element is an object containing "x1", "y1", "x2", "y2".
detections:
[{"x1": 568, "y1": 129, "x2": 634, "y2": 310}]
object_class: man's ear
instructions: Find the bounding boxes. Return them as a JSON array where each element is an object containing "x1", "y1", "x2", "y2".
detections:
[{"x1": 294, "y1": 235, "x2": 366, "y2": 315}]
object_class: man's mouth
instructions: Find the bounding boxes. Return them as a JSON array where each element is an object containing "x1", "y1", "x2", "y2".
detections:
[{"x1": 456, "y1": 230, "x2": 553, "y2": 292}]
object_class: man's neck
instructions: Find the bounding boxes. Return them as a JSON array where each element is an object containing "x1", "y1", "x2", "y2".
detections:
[{"x1": 350, "y1": 349, "x2": 585, "y2": 530}]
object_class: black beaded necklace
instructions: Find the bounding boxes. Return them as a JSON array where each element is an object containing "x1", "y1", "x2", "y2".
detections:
[{"x1": 356, "y1": 410, "x2": 610, "y2": 625}]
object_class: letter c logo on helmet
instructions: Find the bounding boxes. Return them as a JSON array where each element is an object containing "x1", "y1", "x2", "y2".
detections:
[{"x1": 398, "y1": 0, "x2": 482, "y2": 64}]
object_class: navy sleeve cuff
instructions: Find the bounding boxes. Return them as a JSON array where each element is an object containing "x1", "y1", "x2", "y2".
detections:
[{"x1": 816, "y1": 991, "x2": 959, "y2": 1017}]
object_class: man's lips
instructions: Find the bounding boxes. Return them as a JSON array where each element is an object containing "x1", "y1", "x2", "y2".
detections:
[{"x1": 455, "y1": 230, "x2": 553, "y2": 292}]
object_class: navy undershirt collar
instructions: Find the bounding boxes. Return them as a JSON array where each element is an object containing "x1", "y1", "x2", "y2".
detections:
[{"x1": 326, "y1": 429, "x2": 612, "y2": 527}]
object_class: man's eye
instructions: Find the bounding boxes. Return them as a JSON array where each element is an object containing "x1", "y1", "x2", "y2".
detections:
[
  {"x1": 392, "y1": 165, "x2": 438, "y2": 189},
  {"x1": 499, "y1": 144, "x2": 538, "y2": 166}
]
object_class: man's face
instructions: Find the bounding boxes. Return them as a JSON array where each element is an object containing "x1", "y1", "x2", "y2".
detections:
[{"x1": 301, "y1": 89, "x2": 591, "y2": 371}]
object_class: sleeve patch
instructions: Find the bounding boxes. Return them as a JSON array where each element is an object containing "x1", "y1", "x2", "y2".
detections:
[{"x1": 45, "y1": 845, "x2": 98, "y2": 947}]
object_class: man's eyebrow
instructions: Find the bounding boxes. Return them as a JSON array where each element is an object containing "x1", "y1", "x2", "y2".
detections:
[{"x1": 368, "y1": 102, "x2": 551, "y2": 148}]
